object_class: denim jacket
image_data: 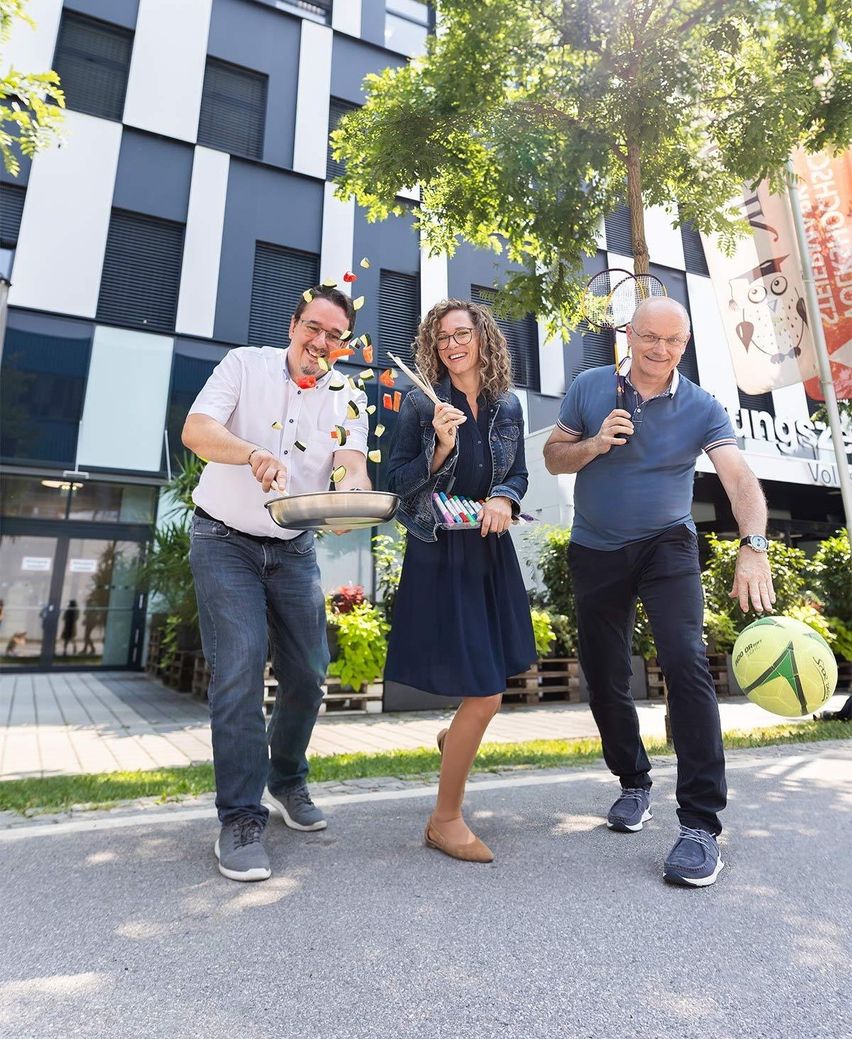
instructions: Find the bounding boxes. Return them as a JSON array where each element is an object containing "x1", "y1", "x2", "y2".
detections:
[{"x1": 386, "y1": 375, "x2": 529, "y2": 542}]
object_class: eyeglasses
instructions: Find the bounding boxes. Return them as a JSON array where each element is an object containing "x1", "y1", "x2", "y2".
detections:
[
  {"x1": 633, "y1": 332, "x2": 689, "y2": 348},
  {"x1": 436, "y1": 327, "x2": 474, "y2": 350},
  {"x1": 298, "y1": 319, "x2": 346, "y2": 348}
]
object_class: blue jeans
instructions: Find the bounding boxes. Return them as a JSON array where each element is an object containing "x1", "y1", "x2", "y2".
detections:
[
  {"x1": 189, "y1": 515, "x2": 329, "y2": 825},
  {"x1": 569, "y1": 525, "x2": 727, "y2": 835}
]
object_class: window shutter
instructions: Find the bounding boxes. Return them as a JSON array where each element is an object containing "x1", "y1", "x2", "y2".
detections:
[
  {"x1": 53, "y1": 11, "x2": 133, "y2": 121},
  {"x1": 96, "y1": 211, "x2": 185, "y2": 334},
  {"x1": 738, "y1": 389, "x2": 775, "y2": 416},
  {"x1": 378, "y1": 270, "x2": 420, "y2": 367},
  {"x1": 471, "y1": 285, "x2": 540, "y2": 390},
  {"x1": 572, "y1": 328, "x2": 616, "y2": 378},
  {"x1": 326, "y1": 99, "x2": 357, "y2": 181},
  {"x1": 249, "y1": 243, "x2": 320, "y2": 348},
  {"x1": 0, "y1": 184, "x2": 25, "y2": 247},
  {"x1": 680, "y1": 220, "x2": 710, "y2": 276},
  {"x1": 677, "y1": 338, "x2": 701, "y2": 384},
  {"x1": 198, "y1": 58, "x2": 267, "y2": 160},
  {"x1": 604, "y1": 205, "x2": 632, "y2": 255}
]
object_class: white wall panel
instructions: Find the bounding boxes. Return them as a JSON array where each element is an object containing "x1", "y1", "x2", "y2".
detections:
[
  {"x1": 176, "y1": 147, "x2": 229, "y2": 337},
  {"x1": 419, "y1": 239, "x2": 448, "y2": 314},
  {"x1": 293, "y1": 21, "x2": 333, "y2": 178},
  {"x1": 8, "y1": 111, "x2": 121, "y2": 317},
  {"x1": 332, "y1": 0, "x2": 362, "y2": 36},
  {"x1": 320, "y1": 184, "x2": 355, "y2": 290},
  {"x1": 122, "y1": 0, "x2": 211, "y2": 142},
  {"x1": 687, "y1": 273, "x2": 740, "y2": 413},
  {"x1": 537, "y1": 321, "x2": 565, "y2": 397},
  {"x1": 77, "y1": 327, "x2": 174, "y2": 472},
  {"x1": 1, "y1": 0, "x2": 62, "y2": 74},
  {"x1": 644, "y1": 205, "x2": 685, "y2": 270},
  {"x1": 771, "y1": 382, "x2": 810, "y2": 423}
]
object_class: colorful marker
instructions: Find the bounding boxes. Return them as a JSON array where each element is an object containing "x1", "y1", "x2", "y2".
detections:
[{"x1": 433, "y1": 493, "x2": 455, "y2": 525}]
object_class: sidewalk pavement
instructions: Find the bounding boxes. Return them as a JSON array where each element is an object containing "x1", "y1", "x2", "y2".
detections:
[
  {"x1": 1, "y1": 741, "x2": 850, "y2": 1039},
  {"x1": 1, "y1": 670, "x2": 848, "y2": 782}
]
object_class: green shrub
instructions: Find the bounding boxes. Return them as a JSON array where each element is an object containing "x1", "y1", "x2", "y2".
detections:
[
  {"x1": 702, "y1": 533, "x2": 810, "y2": 625},
  {"x1": 530, "y1": 608, "x2": 556, "y2": 658},
  {"x1": 327, "y1": 601, "x2": 390, "y2": 691},
  {"x1": 809, "y1": 533, "x2": 852, "y2": 623}
]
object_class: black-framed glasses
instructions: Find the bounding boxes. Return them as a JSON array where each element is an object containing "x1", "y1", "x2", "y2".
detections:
[
  {"x1": 634, "y1": 332, "x2": 689, "y2": 348},
  {"x1": 298, "y1": 319, "x2": 346, "y2": 348},
  {"x1": 436, "y1": 327, "x2": 474, "y2": 350}
]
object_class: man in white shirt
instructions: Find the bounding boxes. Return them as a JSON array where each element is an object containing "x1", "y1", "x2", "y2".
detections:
[{"x1": 182, "y1": 285, "x2": 370, "y2": 882}]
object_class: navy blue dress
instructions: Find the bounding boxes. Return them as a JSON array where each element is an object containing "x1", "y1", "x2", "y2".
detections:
[{"x1": 384, "y1": 387, "x2": 536, "y2": 698}]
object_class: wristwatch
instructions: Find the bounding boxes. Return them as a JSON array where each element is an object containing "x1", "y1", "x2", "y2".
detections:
[{"x1": 739, "y1": 534, "x2": 769, "y2": 553}]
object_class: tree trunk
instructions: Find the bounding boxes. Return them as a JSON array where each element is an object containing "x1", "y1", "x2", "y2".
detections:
[{"x1": 626, "y1": 141, "x2": 649, "y2": 275}]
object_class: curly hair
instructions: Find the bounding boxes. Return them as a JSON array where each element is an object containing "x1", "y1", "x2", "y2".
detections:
[{"x1": 414, "y1": 299, "x2": 513, "y2": 400}]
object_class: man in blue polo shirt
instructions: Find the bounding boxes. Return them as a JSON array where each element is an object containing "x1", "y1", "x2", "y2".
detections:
[{"x1": 544, "y1": 297, "x2": 775, "y2": 887}]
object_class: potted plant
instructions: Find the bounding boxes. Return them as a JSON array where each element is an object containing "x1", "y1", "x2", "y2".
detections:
[{"x1": 326, "y1": 592, "x2": 389, "y2": 713}]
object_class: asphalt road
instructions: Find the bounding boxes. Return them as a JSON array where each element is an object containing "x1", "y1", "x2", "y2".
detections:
[{"x1": 2, "y1": 742, "x2": 850, "y2": 1039}]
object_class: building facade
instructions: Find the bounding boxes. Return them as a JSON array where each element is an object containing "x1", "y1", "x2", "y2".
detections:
[{"x1": 1, "y1": 0, "x2": 847, "y2": 672}]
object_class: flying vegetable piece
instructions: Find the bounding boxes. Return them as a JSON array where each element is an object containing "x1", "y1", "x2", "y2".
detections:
[
  {"x1": 271, "y1": 421, "x2": 283, "y2": 430},
  {"x1": 296, "y1": 375, "x2": 317, "y2": 389},
  {"x1": 353, "y1": 295, "x2": 365, "y2": 311},
  {"x1": 393, "y1": 391, "x2": 402, "y2": 412},
  {"x1": 317, "y1": 357, "x2": 330, "y2": 373},
  {"x1": 329, "y1": 379, "x2": 345, "y2": 391},
  {"x1": 329, "y1": 347, "x2": 356, "y2": 362},
  {"x1": 346, "y1": 400, "x2": 360, "y2": 419},
  {"x1": 321, "y1": 278, "x2": 337, "y2": 287},
  {"x1": 362, "y1": 341, "x2": 374, "y2": 364},
  {"x1": 340, "y1": 329, "x2": 351, "y2": 339},
  {"x1": 343, "y1": 271, "x2": 357, "y2": 283},
  {"x1": 379, "y1": 368, "x2": 397, "y2": 387},
  {"x1": 368, "y1": 449, "x2": 382, "y2": 463},
  {"x1": 331, "y1": 424, "x2": 348, "y2": 446},
  {"x1": 366, "y1": 404, "x2": 376, "y2": 415},
  {"x1": 330, "y1": 465, "x2": 347, "y2": 483},
  {"x1": 294, "y1": 440, "x2": 307, "y2": 452},
  {"x1": 302, "y1": 290, "x2": 313, "y2": 303},
  {"x1": 359, "y1": 257, "x2": 370, "y2": 269},
  {"x1": 374, "y1": 423, "x2": 386, "y2": 438},
  {"x1": 359, "y1": 368, "x2": 374, "y2": 380},
  {"x1": 382, "y1": 392, "x2": 393, "y2": 410}
]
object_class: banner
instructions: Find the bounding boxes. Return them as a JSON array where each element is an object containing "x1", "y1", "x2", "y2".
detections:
[
  {"x1": 791, "y1": 148, "x2": 852, "y2": 401},
  {"x1": 701, "y1": 183, "x2": 819, "y2": 395}
]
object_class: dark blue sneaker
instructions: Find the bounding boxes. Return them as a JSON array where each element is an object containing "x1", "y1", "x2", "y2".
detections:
[
  {"x1": 663, "y1": 827, "x2": 724, "y2": 887},
  {"x1": 607, "y1": 787, "x2": 652, "y2": 832}
]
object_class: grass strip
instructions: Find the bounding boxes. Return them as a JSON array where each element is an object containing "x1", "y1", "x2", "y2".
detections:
[{"x1": 1, "y1": 720, "x2": 849, "y2": 815}]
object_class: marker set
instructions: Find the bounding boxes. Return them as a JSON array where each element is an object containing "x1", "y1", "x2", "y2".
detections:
[{"x1": 433, "y1": 493, "x2": 484, "y2": 526}]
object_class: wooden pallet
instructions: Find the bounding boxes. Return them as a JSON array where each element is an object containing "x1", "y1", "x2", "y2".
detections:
[
  {"x1": 192, "y1": 653, "x2": 211, "y2": 700},
  {"x1": 537, "y1": 657, "x2": 582, "y2": 703},
  {"x1": 646, "y1": 653, "x2": 738, "y2": 700},
  {"x1": 503, "y1": 666, "x2": 540, "y2": 705},
  {"x1": 263, "y1": 667, "x2": 382, "y2": 715},
  {"x1": 145, "y1": 627, "x2": 164, "y2": 677}
]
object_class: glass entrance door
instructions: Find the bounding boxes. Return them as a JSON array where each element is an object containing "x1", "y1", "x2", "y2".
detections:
[{"x1": 0, "y1": 534, "x2": 145, "y2": 670}]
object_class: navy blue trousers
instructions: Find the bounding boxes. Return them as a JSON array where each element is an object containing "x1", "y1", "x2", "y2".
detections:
[{"x1": 569, "y1": 525, "x2": 727, "y2": 834}]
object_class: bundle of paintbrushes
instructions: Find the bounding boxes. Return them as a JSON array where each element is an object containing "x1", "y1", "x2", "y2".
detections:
[{"x1": 432, "y1": 493, "x2": 537, "y2": 528}]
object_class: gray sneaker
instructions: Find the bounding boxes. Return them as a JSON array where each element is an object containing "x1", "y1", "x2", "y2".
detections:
[
  {"x1": 607, "y1": 787, "x2": 652, "y2": 832},
  {"x1": 264, "y1": 785, "x2": 327, "y2": 831},
  {"x1": 663, "y1": 826, "x2": 724, "y2": 887},
  {"x1": 214, "y1": 817, "x2": 271, "y2": 882}
]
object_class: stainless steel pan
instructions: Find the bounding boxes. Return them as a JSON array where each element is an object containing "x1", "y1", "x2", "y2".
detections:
[{"x1": 265, "y1": 490, "x2": 399, "y2": 530}]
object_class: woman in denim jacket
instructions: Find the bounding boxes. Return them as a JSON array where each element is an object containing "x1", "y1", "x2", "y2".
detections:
[{"x1": 384, "y1": 299, "x2": 536, "y2": 863}]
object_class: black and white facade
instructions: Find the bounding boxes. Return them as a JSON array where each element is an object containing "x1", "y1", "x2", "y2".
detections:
[{"x1": 0, "y1": 0, "x2": 846, "y2": 672}]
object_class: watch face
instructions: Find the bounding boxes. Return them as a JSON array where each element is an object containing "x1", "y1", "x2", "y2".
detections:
[{"x1": 746, "y1": 535, "x2": 768, "y2": 551}]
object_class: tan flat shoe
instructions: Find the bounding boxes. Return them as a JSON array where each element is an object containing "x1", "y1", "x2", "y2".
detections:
[
  {"x1": 424, "y1": 819, "x2": 494, "y2": 863},
  {"x1": 436, "y1": 728, "x2": 449, "y2": 756}
]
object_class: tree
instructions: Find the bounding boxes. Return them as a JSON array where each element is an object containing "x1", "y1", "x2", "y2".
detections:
[
  {"x1": 1, "y1": 0, "x2": 65, "y2": 175},
  {"x1": 334, "y1": 0, "x2": 852, "y2": 331}
]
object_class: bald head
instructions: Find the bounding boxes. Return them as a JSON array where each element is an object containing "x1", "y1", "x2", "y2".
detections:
[{"x1": 631, "y1": 297, "x2": 690, "y2": 334}]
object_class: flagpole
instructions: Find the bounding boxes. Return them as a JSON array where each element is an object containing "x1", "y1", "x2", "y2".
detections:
[{"x1": 785, "y1": 159, "x2": 852, "y2": 547}]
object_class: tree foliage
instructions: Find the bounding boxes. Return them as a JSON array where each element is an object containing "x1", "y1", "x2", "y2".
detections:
[
  {"x1": 334, "y1": 0, "x2": 852, "y2": 330},
  {"x1": 1, "y1": 0, "x2": 65, "y2": 175}
]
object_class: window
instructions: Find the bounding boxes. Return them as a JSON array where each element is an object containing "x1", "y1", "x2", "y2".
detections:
[
  {"x1": 385, "y1": 1, "x2": 432, "y2": 56},
  {"x1": 97, "y1": 211, "x2": 185, "y2": 334},
  {"x1": 604, "y1": 204, "x2": 632, "y2": 256},
  {"x1": 327, "y1": 99, "x2": 358, "y2": 182},
  {"x1": 471, "y1": 285, "x2": 541, "y2": 391},
  {"x1": 571, "y1": 328, "x2": 616, "y2": 379},
  {"x1": 249, "y1": 243, "x2": 319, "y2": 348},
  {"x1": 198, "y1": 57, "x2": 267, "y2": 160},
  {"x1": 166, "y1": 351, "x2": 221, "y2": 468},
  {"x1": 0, "y1": 323, "x2": 91, "y2": 467},
  {"x1": 379, "y1": 270, "x2": 419, "y2": 367},
  {"x1": 53, "y1": 11, "x2": 133, "y2": 121},
  {"x1": 680, "y1": 219, "x2": 710, "y2": 276}
]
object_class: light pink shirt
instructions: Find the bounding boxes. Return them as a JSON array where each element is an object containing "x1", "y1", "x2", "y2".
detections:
[{"x1": 189, "y1": 346, "x2": 368, "y2": 538}]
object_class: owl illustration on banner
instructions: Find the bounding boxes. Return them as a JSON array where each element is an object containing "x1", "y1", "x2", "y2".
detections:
[{"x1": 728, "y1": 255, "x2": 809, "y2": 365}]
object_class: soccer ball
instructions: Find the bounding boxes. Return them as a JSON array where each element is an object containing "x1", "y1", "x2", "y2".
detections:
[{"x1": 731, "y1": 616, "x2": 838, "y2": 717}]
